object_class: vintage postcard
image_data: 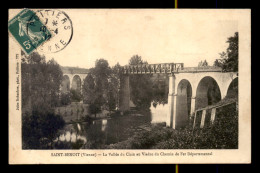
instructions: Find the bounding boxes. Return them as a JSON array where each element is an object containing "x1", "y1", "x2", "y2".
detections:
[{"x1": 8, "y1": 9, "x2": 251, "y2": 164}]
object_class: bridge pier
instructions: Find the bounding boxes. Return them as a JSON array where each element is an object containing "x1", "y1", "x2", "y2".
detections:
[
  {"x1": 119, "y1": 75, "x2": 130, "y2": 112},
  {"x1": 166, "y1": 74, "x2": 176, "y2": 128},
  {"x1": 190, "y1": 96, "x2": 196, "y2": 116}
]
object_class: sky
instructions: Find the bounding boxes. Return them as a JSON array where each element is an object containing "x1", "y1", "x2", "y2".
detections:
[{"x1": 42, "y1": 9, "x2": 238, "y2": 69}]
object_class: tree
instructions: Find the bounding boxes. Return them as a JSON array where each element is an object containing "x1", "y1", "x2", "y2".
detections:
[
  {"x1": 198, "y1": 60, "x2": 208, "y2": 67},
  {"x1": 110, "y1": 63, "x2": 124, "y2": 110},
  {"x1": 128, "y1": 55, "x2": 153, "y2": 109},
  {"x1": 22, "y1": 111, "x2": 65, "y2": 149},
  {"x1": 70, "y1": 89, "x2": 82, "y2": 102},
  {"x1": 21, "y1": 52, "x2": 65, "y2": 149},
  {"x1": 91, "y1": 59, "x2": 111, "y2": 102},
  {"x1": 82, "y1": 74, "x2": 95, "y2": 104},
  {"x1": 92, "y1": 59, "x2": 111, "y2": 82},
  {"x1": 213, "y1": 59, "x2": 222, "y2": 67},
  {"x1": 198, "y1": 60, "x2": 203, "y2": 67},
  {"x1": 82, "y1": 59, "x2": 112, "y2": 117},
  {"x1": 107, "y1": 76, "x2": 118, "y2": 112},
  {"x1": 47, "y1": 59, "x2": 64, "y2": 106},
  {"x1": 129, "y1": 55, "x2": 144, "y2": 65},
  {"x1": 202, "y1": 60, "x2": 208, "y2": 66},
  {"x1": 217, "y1": 32, "x2": 238, "y2": 72},
  {"x1": 151, "y1": 74, "x2": 168, "y2": 107},
  {"x1": 21, "y1": 52, "x2": 63, "y2": 114},
  {"x1": 88, "y1": 100, "x2": 102, "y2": 118},
  {"x1": 60, "y1": 92, "x2": 71, "y2": 106}
]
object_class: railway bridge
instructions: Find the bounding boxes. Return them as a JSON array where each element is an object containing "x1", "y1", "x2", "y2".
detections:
[{"x1": 61, "y1": 63, "x2": 238, "y2": 129}]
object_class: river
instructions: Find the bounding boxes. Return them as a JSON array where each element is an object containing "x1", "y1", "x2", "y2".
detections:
[{"x1": 54, "y1": 103, "x2": 168, "y2": 149}]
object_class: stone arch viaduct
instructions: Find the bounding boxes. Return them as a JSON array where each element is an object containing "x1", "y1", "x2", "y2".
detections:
[
  {"x1": 61, "y1": 64, "x2": 238, "y2": 129},
  {"x1": 60, "y1": 67, "x2": 89, "y2": 94}
]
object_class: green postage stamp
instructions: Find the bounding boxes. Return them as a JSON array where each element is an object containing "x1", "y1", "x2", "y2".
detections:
[{"x1": 8, "y1": 9, "x2": 52, "y2": 54}]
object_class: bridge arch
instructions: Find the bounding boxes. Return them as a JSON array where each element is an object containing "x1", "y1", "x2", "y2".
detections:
[
  {"x1": 226, "y1": 77, "x2": 238, "y2": 99},
  {"x1": 176, "y1": 79, "x2": 192, "y2": 128},
  {"x1": 61, "y1": 75, "x2": 70, "y2": 93},
  {"x1": 195, "y1": 76, "x2": 221, "y2": 109},
  {"x1": 72, "y1": 75, "x2": 82, "y2": 92}
]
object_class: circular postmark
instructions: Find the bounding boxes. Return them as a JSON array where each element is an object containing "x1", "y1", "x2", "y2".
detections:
[{"x1": 27, "y1": 9, "x2": 73, "y2": 53}]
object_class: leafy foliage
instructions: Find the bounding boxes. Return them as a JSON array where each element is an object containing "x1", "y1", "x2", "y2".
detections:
[
  {"x1": 198, "y1": 60, "x2": 209, "y2": 67},
  {"x1": 88, "y1": 100, "x2": 102, "y2": 117},
  {"x1": 60, "y1": 92, "x2": 71, "y2": 106},
  {"x1": 21, "y1": 52, "x2": 63, "y2": 114},
  {"x1": 129, "y1": 55, "x2": 153, "y2": 109},
  {"x1": 22, "y1": 111, "x2": 65, "y2": 149},
  {"x1": 107, "y1": 77, "x2": 118, "y2": 111},
  {"x1": 213, "y1": 59, "x2": 222, "y2": 67},
  {"x1": 71, "y1": 139, "x2": 85, "y2": 149},
  {"x1": 108, "y1": 103, "x2": 238, "y2": 149},
  {"x1": 82, "y1": 56, "x2": 169, "y2": 112},
  {"x1": 21, "y1": 52, "x2": 65, "y2": 149},
  {"x1": 82, "y1": 74, "x2": 95, "y2": 104},
  {"x1": 216, "y1": 32, "x2": 238, "y2": 72},
  {"x1": 82, "y1": 59, "x2": 112, "y2": 116},
  {"x1": 109, "y1": 63, "x2": 124, "y2": 110},
  {"x1": 70, "y1": 89, "x2": 83, "y2": 102},
  {"x1": 151, "y1": 74, "x2": 168, "y2": 107},
  {"x1": 192, "y1": 104, "x2": 238, "y2": 149}
]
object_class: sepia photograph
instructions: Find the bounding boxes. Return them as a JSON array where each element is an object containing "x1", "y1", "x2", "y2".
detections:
[{"x1": 8, "y1": 9, "x2": 251, "y2": 164}]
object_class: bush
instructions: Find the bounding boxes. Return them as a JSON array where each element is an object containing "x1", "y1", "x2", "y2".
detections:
[
  {"x1": 70, "y1": 89, "x2": 82, "y2": 102},
  {"x1": 108, "y1": 103, "x2": 238, "y2": 149},
  {"x1": 81, "y1": 115, "x2": 94, "y2": 123},
  {"x1": 53, "y1": 139, "x2": 85, "y2": 149},
  {"x1": 71, "y1": 139, "x2": 85, "y2": 149},
  {"x1": 60, "y1": 92, "x2": 71, "y2": 105},
  {"x1": 192, "y1": 104, "x2": 238, "y2": 149},
  {"x1": 88, "y1": 103, "x2": 101, "y2": 117},
  {"x1": 22, "y1": 111, "x2": 65, "y2": 149}
]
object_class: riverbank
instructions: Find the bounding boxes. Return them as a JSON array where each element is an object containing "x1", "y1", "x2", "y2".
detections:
[
  {"x1": 54, "y1": 100, "x2": 237, "y2": 149},
  {"x1": 55, "y1": 102, "x2": 112, "y2": 123},
  {"x1": 53, "y1": 109, "x2": 153, "y2": 149},
  {"x1": 65, "y1": 109, "x2": 145, "y2": 124},
  {"x1": 107, "y1": 103, "x2": 238, "y2": 149}
]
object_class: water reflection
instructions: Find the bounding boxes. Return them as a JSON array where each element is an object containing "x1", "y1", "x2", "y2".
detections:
[
  {"x1": 101, "y1": 119, "x2": 107, "y2": 131},
  {"x1": 77, "y1": 123, "x2": 81, "y2": 131},
  {"x1": 57, "y1": 130, "x2": 87, "y2": 143},
  {"x1": 56, "y1": 102, "x2": 168, "y2": 149},
  {"x1": 150, "y1": 102, "x2": 168, "y2": 123}
]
